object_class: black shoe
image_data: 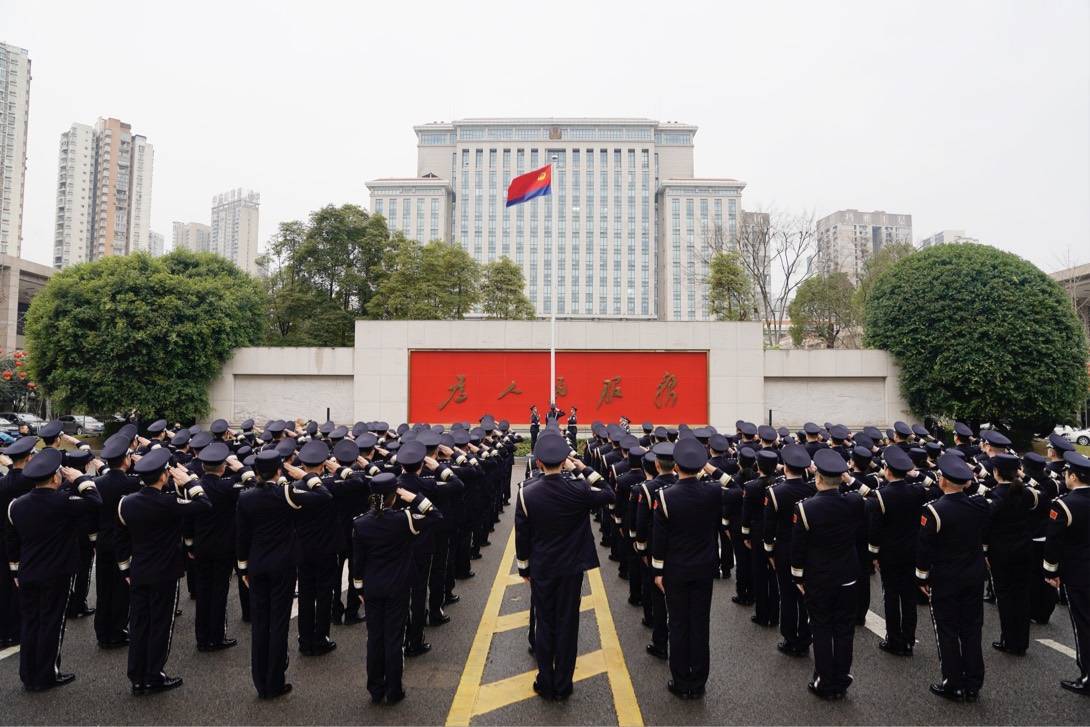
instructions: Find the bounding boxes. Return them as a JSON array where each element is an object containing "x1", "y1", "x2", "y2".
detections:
[
  {"x1": 261, "y1": 683, "x2": 292, "y2": 700},
  {"x1": 455, "y1": 571, "x2": 475, "y2": 580},
  {"x1": 751, "y1": 615, "x2": 772, "y2": 626},
  {"x1": 532, "y1": 680, "x2": 554, "y2": 700},
  {"x1": 929, "y1": 682, "x2": 965, "y2": 702},
  {"x1": 131, "y1": 682, "x2": 148, "y2": 696},
  {"x1": 470, "y1": 553, "x2": 483, "y2": 560},
  {"x1": 444, "y1": 593, "x2": 461, "y2": 605},
  {"x1": 528, "y1": 645, "x2": 535, "y2": 655},
  {"x1": 481, "y1": 540, "x2": 492, "y2": 546},
  {"x1": 627, "y1": 596, "x2": 642, "y2": 607},
  {"x1": 369, "y1": 691, "x2": 384, "y2": 704},
  {"x1": 646, "y1": 643, "x2": 668, "y2": 660},
  {"x1": 878, "y1": 639, "x2": 912, "y2": 657},
  {"x1": 991, "y1": 640, "x2": 1026, "y2": 656},
  {"x1": 608, "y1": 554, "x2": 619, "y2": 562},
  {"x1": 1060, "y1": 676, "x2": 1090, "y2": 695},
  {"x1": 297, "y1": 644, "x2": 314, "y2": 656},
  {"x1": 964, "y1": 689, "x2": 979, "y2": 703},
  {"x1": 667, "y1": 680, "x2": 689, "y2": 699},
  {"x1": 385, "y1": 689, "x2": 406, "y2": 705},
  {"x1": 200, "y1": 638, "x2": 238, "y2": 652},
  {"x1": 311, "y1": 638, "x2": 337, "y2": 656},
  {"x1": 554, "y1": 687, "x2": 573, "y2": 701},
  {"x1": 405, "y1": 642, "x2": 431, "y2": 657},
  {"x1": 343, "y1": 612, "x2": 365, "y2": 625},
  {"x1": 67, "y1": 606, "x2": 95, "y2": 619},
  {"x1": 99, "y1": 637, "x2": 129, "y2": 648},
  {"x1": 27, "y1": 673, "x2": 76, "y2": 692},
  {"x1": 428, "y1": 611, "x2": 451, "y2": 626},
  {"x1": 145, "y1": 676, "x2": 183, "y2": 694},
  {"x1": 807, "y1": 680, "x2": 845, "y2": 700},
  {"x1": 731, "y1": 595, "x2": 754, "y2": 606},
  {"x1": 777, "y1": 640, "x2": 807, "y2": 657}
]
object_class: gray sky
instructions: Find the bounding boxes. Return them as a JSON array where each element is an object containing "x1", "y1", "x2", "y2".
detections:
[{"x1": 5, "y1": 0, "x2": 1089, "y2": 272}]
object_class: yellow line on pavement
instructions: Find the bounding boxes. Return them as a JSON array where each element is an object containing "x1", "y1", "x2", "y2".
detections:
[
  {"x1": 588, "y1": 566, "x2": 644, "y2": 727},
  {"x1": 493, "y1": 595, "x2": 595, "y2": 634},
  {"x1": 473, "y1": 649, "x2": 608, "y2": 716}
]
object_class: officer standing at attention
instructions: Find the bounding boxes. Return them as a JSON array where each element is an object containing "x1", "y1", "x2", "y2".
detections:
[
  {"x1": 566, "y1": 408, "x2": 579, "y2": 450},
  {"x1": 93, "y1": 433, "x2": 141, "y2": 648},
  {"x1": 790, "y1": 449, "x2": 866, "y2": 700},
  {"x1": 5, "y1": 448, "x2": 100, "y2": 691},
  {"x1": 1042, "y1": 451, "x2": 1090, "y2": 695},
  {"x1": 635, "y1": 442, "x2": 677, "y2": 660},
  {"x1": 293, "y1": 439, "x2": 340, "y2": 656},
  {"x1": 764, "y1": 444, "x2": 815, "y2": 656},
  {"x1": 529, "y1": 405, "x2": 541, "y2": 453},
  {"x1": 352, "y1": 473, "x2": 442, "y2": 704},
  {"x1": 236, "y1": 450, "x2": 332, "y2": 699},
  {"x1": 916, "y1": 453, "x2": 990, "y2": 702},
  {"x1": 117, "y1": 448, "x2": 211, "y2": 695},
  {"x1": 0, "y1": 436, "x2": 37, "y2": 649},
  {"x1": 742, "y1": 449, "x2": 781, "y2": 628},
  {"x1": 515, "y1": 434, "x2": 613, "y2": 701},
  {"x1": 650, "y1": 437, "x2": 721, "y2": 699}
]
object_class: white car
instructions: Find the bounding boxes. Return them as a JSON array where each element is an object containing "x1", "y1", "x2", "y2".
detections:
[{"x1": 1055, "y1": 425, "x2": 1090, "y2": 446}]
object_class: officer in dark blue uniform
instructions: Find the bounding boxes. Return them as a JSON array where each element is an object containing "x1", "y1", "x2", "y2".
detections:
[
  {"x1": 189, "y1": 441, "x2": 244, "y2": 652},
  {"x1": 529, "y1": 406, "x2": 541, "y2": 453},
  {"x1": 333, "y1": 435, "x2": 377, "y2": 625},
  {"x1": 5, "y1": 448, "x2": 101, "y2": 691},
  {"x1": 0, "y1": 435, "x2": 36, "y2": 648},
  {"x1": 764, "y1": 444, "x2": 815, "y2": 656},
  {"x1": 950, "y1": 422, "x2": 980, "y2": 460},
  {"x1": 650, "y1": 437, "x2": 721, "y2": 699},
  {"x1": 790, "y1": 449, "x2": 866, "y2": 700},
  {"x1": 416, "y1": 430, "x2": 465, "y2": 628},
  {"x1": 1043, "y1": 451, "x2": 1090, "y2": 695},
  {"x1": 93, "y1": 433, "x2": 141, "y2": 647},
  {"x1": 293, "y1": 439, "x2": 340, "y2": 656},
  {"x1": 566, "y1": 408, "x2": 579, "y2": 450},
  {"x1": 742, "y1": 449, "x2": 781, "y2": 627},
  {"x1": 515, "y1": 433, "x2": 613, "y2": 701},
  {"x1": 722, "y1": 445, "x2": 754, "y2": 606},
  {"x1": 236, "y1": 449, "x2": 332, "y2": 699},
  {"x1": 916, "y1": 453, "x2": 990, "y2": 702},
  {"x1": 868, "y1": 445, "x2": 928, "y2": 657},
  {"x1": 352, "y1": 472, "x2": 442, "y2": 704},
  {"x1": 635, "y1": 441, "x2": 677, "y2": 659},
  {"x1": 118, "y1": 447, "x2": 212, "y2": 695}
]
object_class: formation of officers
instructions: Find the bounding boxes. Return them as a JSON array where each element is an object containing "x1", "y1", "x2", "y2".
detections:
[
  {"x1": 557, "y1": 418, "x2": 1089, "y2": 702},
  {"x1": 0, "y1": 415, "x2": 518, "y2": 702}
]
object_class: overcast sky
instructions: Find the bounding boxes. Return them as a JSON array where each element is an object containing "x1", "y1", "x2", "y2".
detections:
[{"x1": 5, "y1": 0, "x2": 1088, "y2": 272}]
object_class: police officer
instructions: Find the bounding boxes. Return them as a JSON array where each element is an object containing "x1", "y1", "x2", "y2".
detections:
[
  {"x1": 236, "y1": 450, "x2": 332, "y2": 699},
  {"x1": 742, "y1": 449, "x2": 780, "y2": 627},
  {"x1": 566, "y1": 407, "x2": 579, "y2": 450},
  {"x1": 189, "y1": 441, "x2": 245, "y2": 652},
  {"x1": 5, "y1": 448, "x2": 101, "y2": 691},
  {"x1": 515, "y1": 433, "x2": 613, "y2": 701},
  {"x1": 293, "y1": 439, "x2": 340, "y2": 656},
  {"x1": 0, "y1": 435, "x2": 36, "y2": 648},
  {"x1": 117, "y1": 448, "x2": 211, "y2": 695},
  {"x1": 93, "y1": 433, "x2": 141, "y2": 647},
  {"x1": 650, "y1": 437, "x2": 721, "y2": 699},
  {"x1": 916, "y1": 453, "x2": 990, "y2": 702},
  {"x1": 529, "y1": 405, "x2": 541, "y2": 453},
  {"x1": 1043, "y1": 451, "x2": 1090, "y2": 695},
  {"x1": 791, "y1": 449, "x2": 866, "y2": 700},
  {"x1": 333, "y1": 435, "x2": 378, "y2": 625},
  {"x1": 723, "y1": 446, "x2": 755, "y2": 606},
  {"x1": 635, "y1": 442, "x2": 676, "y2": 659},
  {"x1": 764, "y1": 444, "x2": 815, "y2": 656},
  {"x1": 352, "y1": 472, "x2": 442, "y2": 704}
]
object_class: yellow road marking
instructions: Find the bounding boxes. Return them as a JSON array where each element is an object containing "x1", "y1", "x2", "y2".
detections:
[{"x1": 445, "y1": 526, "x2": 644, "y2": 726}]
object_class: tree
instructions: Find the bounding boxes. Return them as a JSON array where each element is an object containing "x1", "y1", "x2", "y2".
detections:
[
  {"x1": 366, "y1": 238, "x2": 481, "y2": 320},
  {"x1": 24, "y1": 250, "x2": 265, "y2": 421},
  {"x1": 863, "y1": 243, "x2": 1089, "y2": 444},
  {"x1": 788, "y1": 272, "x2": 857, "y2": 348},
  {"x1": 480, "y1": 257, "x2": 536, "y2": 319},
  {"x1": 853, "y1": 241, "x2": 915, "y2": 317},
  {"x1": 706, "y1": 251, "x2": 757, "y2": 321}
]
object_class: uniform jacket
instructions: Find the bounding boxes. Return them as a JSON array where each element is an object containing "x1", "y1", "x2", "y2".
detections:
[
  {"x1": 352, "y1": 493, "x2": 442, "y2": 599},
  {"x1": 515, "y1": 470, "x2": 613, "y2": 579},
  {"x1": 7, "y1": 478, "x2": 101, "y2": 584},
  {"x1": 763, "y1": 477, "x2": 815, "y2": 554},
  {"x1": 1042, "y1": 488, "x2": 1089, "y2": 587},
  {"x1": 650, "y1": 477, "x2": 722, "y2": 580},
  {"x1": 118, "y1": 481, "x2": 212, "y2": 585},
  {"x1": 236, "y1": 476, "x2": 331, "y2": 576},
  {"x1": 915, "y1": 491, "x2": 989, "y2": 589},
  {"x1": 790, "y1": 489, "x2": 865, "y2": 589},
  {"x1": 94, "y1": 468, "x2": 141, "y2": 554},
  {"x1": 867, "y1": 479, "x2": 928, "y2": 565}
]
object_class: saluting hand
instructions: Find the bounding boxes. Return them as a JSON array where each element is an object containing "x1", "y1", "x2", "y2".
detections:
[
  {"x1": 396, "y1": 487, "x2": 416, "y2": 503},
  {"x1": 60, "y1": 466, "x2": 82, "y2": 483},
  {"x1": 422, "y1": 456, "x2": 439, "y2": 471}
]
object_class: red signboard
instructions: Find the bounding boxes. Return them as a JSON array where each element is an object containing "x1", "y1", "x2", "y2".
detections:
[{"x1": 408, "y1": 350, "x2": 708, "y2": 425}]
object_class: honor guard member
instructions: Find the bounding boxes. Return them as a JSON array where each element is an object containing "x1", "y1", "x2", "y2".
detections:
[
  {"x1": 117, "y1": 448, "x2": 210, "y2": 695},
  {"x1": 516, "y1": 434, "x2": 613, "y2": 700},
  {"x1": 395, "y1": 440, "x2": 440, "y2": 656},
  {"x1": 352, "y1": 473, "x2": 442, "y2": 704},
  {"x1": 188, "y1": 441, "x2": 244, "y2": 652},
  {"x1": 170, "y1": 430, "x2": 194, "y2": 466},
  {"x1": 950, "y1": 422, "x2": 980, "y2": 460},
  {"x1": 650, "y1": 437, "x2": 721, "y2": 699},
  {"x1": 0, "y1": 435, "x2": 36, "y2": 648},
  {"x1": 529, "y1": 406, "x2": 541, "y2": 453},
  {"x1": 6, "y1": 448, "x2": 101, "y2": 691},
  {"x1": 742, "y1": 450, "x2": 781, "y2": 627},
  {"x1": 723, "y1": 446, "x2": 756, "y2": 606},
  {"x1": 635, "y1": 442, "x2": 677, "y2": 659},
  {"x1": 293, "y1": 439, "x2": 341, "y2": 656},
  {"x1": 1046, "y1": 433, "x2": 1075, "y2": 484},
  {"x1": 93, "y1": 434, "x2": 141, "y2": 647},
  {"x1": 236, "y1": 419, "x2": 257, "y2": 450},
  {"x1": 146, "y1": 419, "x2": 170, "y2": 448},
  {"x1": 916, "y1": 453, "x2": 990, "y2": 702},
  {"x1": 868, "y1": 445, "x2": 928, "y2": 657},
  {"x1": 891, "y1": 421, "x2": 914, "y2": 451},
  {"x1": 236, "y1": 450, "x2": 332, "y2": 699},
  {"x1": 802, "y1": 423, "x2": 828, "y2": 457},
  {"x1": 332, "y1": 436, "x2": 375, "y2": 625},
  {"x1": 791, "y1": 449, "x2": 866, "y2": 700},
  {"x1": 764, "y1": 444, "x2": 816, "y2": 656},
  {"x1": 566, "y1": 407, "x2": 579, "y2": 450},
  {"x1": 416, "y1": 430, "x2": 464, "y2": 628},
  {"x1": 1023, "y1": 451, "x2": 1060, "y2": 624},
  {"x1": 1043, "y1": 451, "x2": 1090, "y2": 695}
]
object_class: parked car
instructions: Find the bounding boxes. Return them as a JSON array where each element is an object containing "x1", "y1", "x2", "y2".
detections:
[
  {"x1": 0, "y1": 412, "x2": 44, "y2": 434},
  {"x1": 1055, "y1": 424, "x2": 1090, "y2": 446},
  {"x1": 0, "y1": 416, "x2": 19, "y2": 437},
  {"x1": 59, "y1": 415, "x2": 105, "y2": 436}
]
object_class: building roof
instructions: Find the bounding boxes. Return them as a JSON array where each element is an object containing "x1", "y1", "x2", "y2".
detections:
[{"x1": 413, "y1": 117, "x2": 697, "y2": 131}]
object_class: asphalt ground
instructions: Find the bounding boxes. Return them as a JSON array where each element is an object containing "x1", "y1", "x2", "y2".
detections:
[{"x1": 1, "y1": 466, "x2": 1087, "y2": 725}]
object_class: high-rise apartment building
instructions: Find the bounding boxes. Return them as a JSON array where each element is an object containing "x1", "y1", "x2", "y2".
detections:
[
  {"x1": 0, "y1": 43, "x2": 31, "y2": 258},
  {"x1": 149, "y1": 230, "x2": 164, "y2": 257},
  {"x1": 210, "y1": 188, "x2": 260, "y2": 275},
  {"x1": 919, "y1": 229, "x2": 977, "y2": 248},
  {"x1": 53, "y1": 117, "x2": 155, "y2": 268},
  {"x1": 172, "y1": 221, "x2": 212, "y2": 253},
  {"x1": 815, "y1": 209, "x2": 912, "y2": 283},
  {"x1": 367, "y1": 118, "x2": 750, "y2": 320}
]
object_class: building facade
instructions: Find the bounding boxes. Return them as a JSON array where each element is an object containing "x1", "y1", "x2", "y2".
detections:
[
  {"x1": 149, "y1": 230, "x2": 164, "y2": 257},
  {"x1": 53, "y1": 117, "x2": 155, "y2": 268},
  {"x1": 815, "y1": 209, "x2": 912, "y2": 283},
  {"x1": 918, "y1": 229, "x2": 977, "y2": 248},
  {"x1": 172, "y1": 221, "x2": 212, "y2": 253},
  {"x1": 210, "y1": 188, "x2": 260, "y2": 275},
  {"x1": 0, "y1": 43, "x2": 31, "y2": 259},
  {"x1": 366, "y1": 118, "x2": 750, "y2": 320}
]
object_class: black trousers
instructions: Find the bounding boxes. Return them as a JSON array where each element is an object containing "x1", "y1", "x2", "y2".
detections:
[
  {"x1": 0, "y1": 545, "x2": 21, "y2": 643},
  {"x1": 365, "y1": 591, "x2": 409, "y2": 700},
  {"x1": 529, "y1": 427, "x2": 539, "y2": 453},
  {"x1": 641, "y1": 559, "x2": 668, "y2": 648},
  {"x1": 1066, "y1": 584, "x2": 1089, "y2": 677},
  {"x1": 775, "y1": 550, "x2": 810, "y2": 648},
  {"x1": 990, "y1": 549, "x2": 1032, "y2": 652},
  {"x1": 879, "y1": 561, "x2": 917, "y2": 650},
  {"x1": 531, "y1": 572, "x2": 584, "y2": 697},
  {"x1": 69, "y1": 538, "x2": 94, "y2": 612},
  {"x1": 729, "y1": 528, "x2": 751, "y2": 599},
  {"x1": 194, "y1": 556, "x2": 233, "y2": 647},
  {"x1": 18, "y1": 575, "x2": 72, "y2": 689},
  {"x1": 628, "y1": 549, "x2": 642, "y2": 604},
  {"x1": 1029, "y1": 541, "x2": 1058, "y2": 623},
  {"x1": 806, "y1": 582, "x2": 856, "y2": 692},
  {"x1": 249, "y1": 569, "x2": 294, "y2": 697},
  {"x1": 93, "y1": 547, "x2": 129, "y2": 642},
  {"x1": 453, "y1": 526, "x2": 472, "y2": 579},
  {"x1": 297, "y1": 554, "x2": 337, "y2": 647},
  {"x1": 406, "y1": 551, "x2": 432, "y2": 648},
  {"x1": 751, "y1": 540, "x2": 778, "y2": 624},
  {"x1": 929, "y1": 581, "x2": 985, "y2": 691},
  {"x1": 236, "y1": 572, "x2": 251, "y2": 622},
  {"x1": 665, "y1": 576, "x2": 714, "y2": 692},
  {"x1": 855, "y1": 546, "x2": 873, "y2": 624},
  {"x1": 718, "y1": 531, "x2": 733, "y2": 577},
  {"x1": 127, "y1": 580, "x2": 179, "y2": 687},
  {"x1": 336, "y1": 549, "x2": 361, "y2": 618},
  {"x1": 428, "y1": 534, "x2": 449, "y2": 617}
]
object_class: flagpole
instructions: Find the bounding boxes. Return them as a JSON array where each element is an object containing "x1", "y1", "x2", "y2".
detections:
[{"x1": 549, "y1": 156, "x2": 557, "y2": 408}]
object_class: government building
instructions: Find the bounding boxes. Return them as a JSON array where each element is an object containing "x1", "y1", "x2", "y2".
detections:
[{"x1": 366, "y1": 118, "x2": 757, "y2": 321}]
